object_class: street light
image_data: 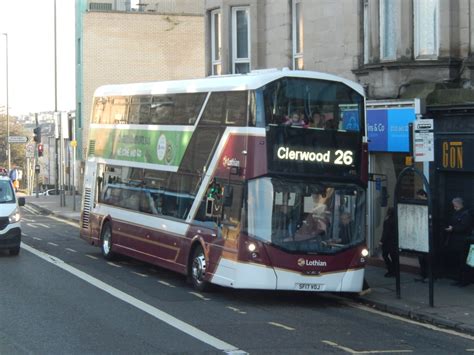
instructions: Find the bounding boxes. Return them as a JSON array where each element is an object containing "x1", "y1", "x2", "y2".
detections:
[{"x1": 2, "y1": 33, "x2": 10, "y2": 171}]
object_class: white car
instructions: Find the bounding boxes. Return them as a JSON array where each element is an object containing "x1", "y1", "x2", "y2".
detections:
[{"x1": 0, "y1": 176, "x2": 25, "y2": 255}]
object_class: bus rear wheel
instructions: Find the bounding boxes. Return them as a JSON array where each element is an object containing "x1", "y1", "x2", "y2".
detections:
[
  {"x1": 191, "y1": 245, "x2": 209, "y2": 292},
  {"x1": 101, "y1": 222, "x2": 115, "y2": 260}
]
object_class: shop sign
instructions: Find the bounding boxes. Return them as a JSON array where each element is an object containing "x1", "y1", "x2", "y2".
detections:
[
  {"x1": 367, "y1": 108, "x2": 416, "y2": 152},
  {"x1": 436, "y1": 137, "x2": 474, "y2": 172}
]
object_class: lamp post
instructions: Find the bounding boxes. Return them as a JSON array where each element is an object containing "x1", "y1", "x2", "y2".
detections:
[{"x1": 2, "y1": 33, "x2": 10, "y2": 171}]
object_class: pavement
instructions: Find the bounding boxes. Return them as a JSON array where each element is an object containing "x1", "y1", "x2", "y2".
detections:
[{"x1": 23, "y1": 193, "x2": 474, "y2": 336}]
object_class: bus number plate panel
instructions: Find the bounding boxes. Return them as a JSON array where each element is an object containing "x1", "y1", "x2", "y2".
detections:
[{"x1": 295, "y1": 283, "x2": 324, "y2": 291}]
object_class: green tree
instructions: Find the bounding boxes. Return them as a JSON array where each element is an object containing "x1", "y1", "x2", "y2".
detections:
[{"x1": 0, "y1": 114, "x2": 28, "y2": 170}]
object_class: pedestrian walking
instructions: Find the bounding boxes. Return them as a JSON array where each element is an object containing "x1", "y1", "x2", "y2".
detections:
[
  {"x1": 444, "y1": 197, "x2": 472, "y2": 287},
  {"x1": 380, "y1": 207, "x2": 397, "y2": 277}
]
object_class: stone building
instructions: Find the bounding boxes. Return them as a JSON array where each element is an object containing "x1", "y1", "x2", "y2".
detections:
[{"x1": 203, "y1": 0, "x2": 474, "y2": 266}]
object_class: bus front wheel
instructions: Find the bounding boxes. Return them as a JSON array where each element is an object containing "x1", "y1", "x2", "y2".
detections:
[
  {"x1": 191, "y1": 245, "x2": 209, "y2": 292},
  {"x1": 101, "y1": 222, "x2": 115, "y2": 260}
]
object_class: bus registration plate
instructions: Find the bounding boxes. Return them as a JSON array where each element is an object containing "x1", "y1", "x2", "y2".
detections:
[{"x1": 295, "y1": 283, "x2": 323, "y2": 291}]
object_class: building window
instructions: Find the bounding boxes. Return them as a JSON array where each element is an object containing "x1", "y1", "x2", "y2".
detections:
[
  {"x1": 231, "y1": 6, "x2": 250, "y2": 74},
  {"x1": 210, "y1": 9, "x2": 222, "y2": 75},
  {"x1": 363, "y1": 0, "x2": 369, "y2": 64},
  {"x1": 292, "y1": 0, "x2": 304, "y2": 70},
  {"x1": 414, "y1": 0, "x2": 439, "y2": 59},
  {"x1": 379, "y1": 0, "x2": 399, "y2": 60}
]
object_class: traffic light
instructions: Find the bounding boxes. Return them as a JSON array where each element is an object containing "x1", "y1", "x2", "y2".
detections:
[
  {"x1": 38, "y1": 143, "x2": 43, "y2": 157},
  {"x1": 33, "y1": 126, "x2": 41, "y2": 143}
]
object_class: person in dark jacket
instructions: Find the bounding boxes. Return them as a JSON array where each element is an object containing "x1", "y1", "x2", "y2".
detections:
[
  {"x1": 380, "y1": 207, "x2": 397, "y2": 277},
  {"x1": 444, "y1": 197, "x2": 473, "y2": 287}
]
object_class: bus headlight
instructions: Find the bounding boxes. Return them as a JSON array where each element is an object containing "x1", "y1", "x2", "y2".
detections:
[
  {"x1": 361, "y1": 248, "x2": 369, "y2": 257},
  {"x1": 9, "y1": 208, "x2": 21, "y2": 224},
  {"x1": 248, "y1": 243, "x2": 256, "y2": 252}
]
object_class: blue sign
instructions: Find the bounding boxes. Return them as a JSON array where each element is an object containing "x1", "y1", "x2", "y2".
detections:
[
  {"x1": 367, "y1": 108, "x2": 416, "y2": 152},
  {"x1": 341, "y1": 110, "x2": 360, "y2": 131}
]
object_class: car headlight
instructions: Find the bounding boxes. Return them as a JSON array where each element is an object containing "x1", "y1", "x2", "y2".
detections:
[{"x1": 9, "y1": 208, "x2": 21, "y2": 223}]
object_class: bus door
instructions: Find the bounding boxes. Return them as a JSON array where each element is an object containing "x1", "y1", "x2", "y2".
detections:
[
  {"x1": 81, "y1": 161, "x2": 99, "y2": 233},
  {"x1": 203, "y1": 181, "x2": 243, "y2": 280},
  {"x1": 82, "y1": 161, "x2": 106, "y2": 239}
]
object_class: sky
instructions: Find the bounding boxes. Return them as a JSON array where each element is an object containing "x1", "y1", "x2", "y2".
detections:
[{"x1": 0, "y1": 0, "x2": 75, "y2": 116}]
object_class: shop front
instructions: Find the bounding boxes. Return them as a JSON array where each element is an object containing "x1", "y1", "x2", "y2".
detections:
[
  {"x1": 429, "y1": 106, "x2": 474, "y2": 277},
  {"x1": 366, "y1": 99, "x2": 426, "y2": 254}
]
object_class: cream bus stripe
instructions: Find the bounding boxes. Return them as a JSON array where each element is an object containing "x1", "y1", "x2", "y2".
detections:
[
  {"x1": 95, "y1": 209, "x2": 189, "y2": 237},
  {"x1": 21, "y1": 243, "x2": 243, "y2": 353},
  {"x1": 117, "y1": 244, "x2": 185, "y2": 266},
  {"x1": 115, "y1": 231, "x2": 180, "y2": 252},
  {"x1": 91, "y1": 123, "x2": 195, "y2": 132},
  {"x1": 90, "y1": 157, "x2": 179, "y2": 172}
]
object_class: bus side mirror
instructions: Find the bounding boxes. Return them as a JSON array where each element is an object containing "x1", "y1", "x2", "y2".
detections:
[
  {"x1": 18, "y1": 197, "x2": 25, "y2": 207},
  {"x1": 205, "y1": 198, "x2": 215, "y2": 217}
]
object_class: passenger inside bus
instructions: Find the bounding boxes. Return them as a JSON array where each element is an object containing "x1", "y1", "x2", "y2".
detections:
[
  {"x1": 287, "y1": 192, "x2": 332, "y2": 242},
  {"x1": 309, "y1": 112, "x2": 325, "y2": 129},
  {"x1": 283, "y1": 111, "x2": 306, "y2": 127}
]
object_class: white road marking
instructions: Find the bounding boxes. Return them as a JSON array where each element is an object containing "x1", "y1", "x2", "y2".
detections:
[
  {"x1": 37, "y1": 223, "x2": 50, "y2": 228},
  {"x1": 322, "y1": 340, "x2": 412, "y2": 354},
  {"x1": 158, "y1": 280, "x2": 176, "y2": 288},
  {"x1": 21, "y1": 243, "x2": 242, "y2": 353},
  {"x1": 268, "y1": 322, "x2": 295, "y2": 331},
  {"x1": 46, "y1": 215, "x2": 80, "y2": 228},
  {"x1": 131, "y1": 271, "x2": 148, "y2": 277},
  {"x1": 32, "y1": 237, "x2": 42, "y2": 241},
  {"x1": 107, "y1": 262, "x2": 122, "y2": 268},
  {"x1": 226, "y1": 306, "x2": 247, "y2": 315},
  {"x1": 47, "y1": 242, "x2": 58, "y2": 247},
  {"x1": 189, "y1": 292, "x2": 211, "y2": 301},
  {"x1": 26, "y1": 223, "x2": 38, "y2": 228},
  {"x1": 22, "y1": 233, "x2": 28, "y2": 237},
  {"x1": 346, "y1": 301, "x2": 474, "y2": 341},
  {"x1": 22, "y1": 205, "x2": 39, "y2": 215},
  {"x1": 65, "y1": 248, "x2": 77, "y2": 253},
  {"x1": 86, "y1": 254, "x2": 99, "y2": 260}
]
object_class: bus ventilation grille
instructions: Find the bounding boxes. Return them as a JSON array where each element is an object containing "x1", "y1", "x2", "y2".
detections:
[
  {"x1": 88, "y1": 140, "x2": 96, "y2": 156},
  {"x1": 82, "y1": 188, "x2": 92, "y2": 229}
]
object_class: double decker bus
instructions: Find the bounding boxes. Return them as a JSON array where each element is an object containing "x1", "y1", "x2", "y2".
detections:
[{"x1": 80, "y1": 69, "x2": 368, "y2": 292}]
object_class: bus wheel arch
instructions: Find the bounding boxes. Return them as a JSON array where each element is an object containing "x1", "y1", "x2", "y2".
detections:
[
  {"x1": 100, "y1": 219, "x2": 115, "y2": 260},
  {"x1": 188, "y1": 241, "x2": 210, "y2": 292}
]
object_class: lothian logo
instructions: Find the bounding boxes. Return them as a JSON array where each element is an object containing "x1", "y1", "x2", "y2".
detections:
[{"x1": 297, "y1": 258, "x2": 327, "y2": 267}]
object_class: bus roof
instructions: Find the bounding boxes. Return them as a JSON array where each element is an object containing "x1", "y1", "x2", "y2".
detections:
[{"x1": 93, "y1": 69, "x2": 365, "y2": 98}]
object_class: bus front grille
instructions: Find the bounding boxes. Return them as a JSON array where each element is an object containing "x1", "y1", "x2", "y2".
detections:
[{"x1": 82, "y1": 188, "x2": 92, "y2": 229}]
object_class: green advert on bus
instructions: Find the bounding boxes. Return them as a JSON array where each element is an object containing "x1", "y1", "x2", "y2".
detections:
[{"x1": 89, "y1": 127, "x2": 193, "y2": 166}]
